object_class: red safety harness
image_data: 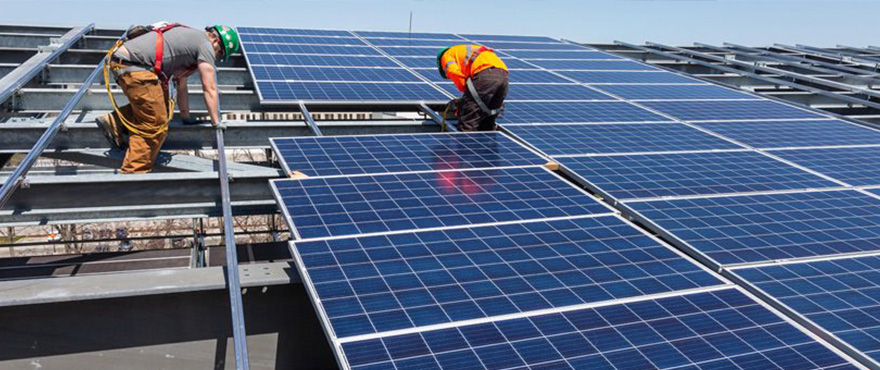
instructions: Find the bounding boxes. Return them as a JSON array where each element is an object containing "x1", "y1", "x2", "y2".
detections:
[
  {"x1": 150, "y1": 23, "x2": 189, "y2": 84},
  {"x1": 463, "y1": 45, "x2": 492, "y2": 77},
  {"x1": 463, "y1": 45, "x2": 502, "y2": 117}
]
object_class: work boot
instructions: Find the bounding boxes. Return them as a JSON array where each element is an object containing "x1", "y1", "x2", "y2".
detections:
[{"x1": 96, "y1": 113, "x2": 127, "y2": 149}]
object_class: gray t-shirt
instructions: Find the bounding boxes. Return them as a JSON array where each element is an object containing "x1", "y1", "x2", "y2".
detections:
[{"x1": 122, "y1": 26, "x2": 215, "y2": 78}]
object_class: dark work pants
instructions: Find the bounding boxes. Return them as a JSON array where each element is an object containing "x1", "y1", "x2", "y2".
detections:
[{"x1": 457, "y1": 68, "x2": 509, "y2": 131}]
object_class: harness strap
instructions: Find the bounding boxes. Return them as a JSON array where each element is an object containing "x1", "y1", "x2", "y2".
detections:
[
  {"x1": 151, "y1": 23, "x2": 184, "y2": 84},
  {"x1": 465, "y1": 77, "x2": 500, "y2": 117}
]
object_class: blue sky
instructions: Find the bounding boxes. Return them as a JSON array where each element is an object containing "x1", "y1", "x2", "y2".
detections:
[{"x1": 2, "y1": 0, "x2": 877, "y2": 46}]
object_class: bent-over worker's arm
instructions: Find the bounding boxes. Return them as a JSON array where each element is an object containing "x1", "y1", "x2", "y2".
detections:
[
  {"x1": 198, "y1": 61, "x2": 220, "y2": 126},
  {"x1": 176, "y1": 76, "x2": 190, "y2": 120}
]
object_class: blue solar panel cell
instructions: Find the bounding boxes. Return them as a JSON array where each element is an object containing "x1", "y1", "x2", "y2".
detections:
[
  {"x1": 504, "y1": 123, "x2": 742, "y2": 156},
  {"x1": 696, "y1": 120, "x2": 880, "y2": 149},
  {"x1": 246, "y1": 53, "x2": 399, "y2": 68},
  {"x1": 559, "y1": 151, "x2": 839, "y2": 200},
  {"x1": 294, "y1": 215, "x2": 723, "y2": 338},
  {"x1": 257, "y1": 81, "x2": 449, "y2": 102},
  {"x1": 527, "y1": 59, "x2": 659, "y2": 71},
  {"x1": 252, "y1": 66, "x2": 422, "y2": 82},
  {"x1": 626, "y1": 190, "x2": 880, "y2": 266},
  {"x1": 498, "y1": 101, "x2": 671, "y2": 124},
  {"x1": 641, "y1": 100, "x2": 824, "y2": 121},
  {"x1": 245, "y1": 43, "x2": 381, "y2": 56},
  {"x1": 237, "y1": 27, "x2": 352, "y2": 37},
  {"x1": 502, "y1": 50, "x2": 622, "y2": 59},
  {"x1": 735, "y1": 255, "x2": 880, "y2": 365},
  {"x1": 461, "y1": 34, "x2": 561, "y2": 43},
  {"x1": 271, "y1": 132, "x2": 546, "y2": 177},
  {"x1": 342, "y1": 288, "x2": 856, "y2": 370},
  {"x1": 354, "y1": 31, "x2": 464, "y2": 40},
  {"x1": 273, "y1": 167, "x2": 613, "y2": 239},
  {"x1": 240, "y1": 34, "x2": 365, "y2": 46},
  {"x1": 772, "y1": 147, "x2": 880, "y2": 186},
  {"x1": 505, "y1": 84, "x2": 613, "y2": 101},
  {"x1": 597, "y1": 84, "x2": 754, "y2": 100},
  {"x1": 560, "y1": 71, "x2": 702, "y2": 84}
]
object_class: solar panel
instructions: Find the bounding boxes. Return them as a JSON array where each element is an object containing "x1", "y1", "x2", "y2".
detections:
[
  {"x1": 502, "y1": 50, "x2": 623, "y2": 59},
  {"x1": 380, "y1": 47, "x2": 441, "y2": 56},
  {"x1": 353, "y1": 31, "x2": 463, "y2": 40},
  {"x1": 498, "y1": 101, "x2": 671, "y2": 124},
  {"x1": 640, "y1": 100, "x2": 824, "y2": 121},
  {"x1": 257, "y1": 81, "x2": 449, "y2": 102},
  {"x1": 696, "y1": 120, "x2": 880, "y2": 149},
  {"x1": 271, "y1": 132, "x2": 547, "y2": 177},
  {"x1": 341, "y1": 288, "x2": 857, "y2": 370},
  {"x1": 293, "y1": 215, "x2": 723, "y2": 338},
  {"x1": 734, "y1": 255, "x2": 880, "y2": 366},
  {"x1": 251, "y1": 66, "x2": 422, "y2": 82},
  {"x1": 237, "y1": 27, "x2": 352, "y2": 37},
  {"x1": 626, "y1": 190, "x2": 880, "y2": 266},
  {"x1": 596, "y1": 84, "x2": 754, "y2": 100},
  {"x1": 505, "y1": 84, "x2": 613, "y2": 101},
  {"x1": 560, "y1": 71, "x2": 702, "y2": 84},
  {"x1": 504, "y1": 123, "x2": 743, "y2": 156},
  {"x1": 559, "y1": 151, "x2": 839, "y2": 200},
  {"x1": 245, "y1": 43, "x2": 381, "y2": 56},
  {"x1": 477, "y1": 42, "x2": 587, "y2": 51},
  {"x1": 771, "y1": 147, "x2": 880, "y2": 186},
  {"x1": 246, "y1": 53, "x2": 399, "y2": 68},
  {"x1": 527, "y1": 59, "x2": 659, "y2": 71},
  {"x1": 272, "y1": 167, "x2": 614, "y2": 239},
  {"x1": 461, "y1": 34, "x2": 560, "y2": 43},
  {"x1": 365, "y1": 38, "x2": 458, "y2": 47},
  {"x1": 240, "y1": 34, "x2": 365, "y2": 46}
]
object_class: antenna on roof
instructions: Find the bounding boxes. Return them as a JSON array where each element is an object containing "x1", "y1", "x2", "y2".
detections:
[{"x1": 408, "y1": 11, "x2": 413, "y2": 46}]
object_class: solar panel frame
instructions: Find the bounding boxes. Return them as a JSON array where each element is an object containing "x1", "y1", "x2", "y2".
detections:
[
  {"x1": 731, "y1": 255, "x2": 880, "y2": 368},
  {"x1": 525, "y1": 59, "x2": 661, "y2": 71},
  {"x1": 271, "y1": 166, "x2": 618, "y2": 240},
  {"x1": 640, "y1": 100, "x2": 826, "y2": 122},
  {"x1": 622, "y1": 189, "x2": 880, "y2": 269},
  {"x1": 497, "y1": 101, "x2": 672, "y2": 124},
  {"x1": 558, "y1": 151, "x2": 841, "y2": 201},
  {"x1": 767, "y1": 147, "x2": 880, "y2": 186},
  {"x1": 289, "y1": 214, "x2": 727, "y2": 339},
  {"x1": 269, "y1": 132, "x2": 549, "y2": 177},
  {"x1": 255, "y1": 81, "x2": 451, "y2": 104},
  {"x1": 595, "y1": 84, "x2": 755, "y2": 101},
  {"x1": 696, "y1": 120, "x2": 880, "y2": 149},
  {"x1": 559, "y1": 71, "x2": 704, "y2": 84},
  {"x1": 502, "y1": 123, "x2": 744, "y2": 157},
  {"x1": 338, "y1": 287, "x2": 858, "y2": 370}
]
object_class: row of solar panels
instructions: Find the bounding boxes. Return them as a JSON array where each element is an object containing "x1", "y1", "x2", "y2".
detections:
[
  {"x1": 250, "y1": 26, "x2": 880, "y2": 369},
  {"x1": 269, "y1": 132, "x2": 859, "y2": 370}
]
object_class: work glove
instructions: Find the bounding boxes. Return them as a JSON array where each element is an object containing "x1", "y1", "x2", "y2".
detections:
[{"x1": 212, "y1": 121, "x2": 227, "y2": 131}]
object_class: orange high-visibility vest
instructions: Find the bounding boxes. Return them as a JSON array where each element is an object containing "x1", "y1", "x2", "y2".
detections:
[{"x1": 440, "y1": 45, "x2": 508, "y2": 93}]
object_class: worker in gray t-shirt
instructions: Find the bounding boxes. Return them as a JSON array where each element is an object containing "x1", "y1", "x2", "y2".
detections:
[{"x1": 97, "y1": 24, "x2": 240, "y2": 174}]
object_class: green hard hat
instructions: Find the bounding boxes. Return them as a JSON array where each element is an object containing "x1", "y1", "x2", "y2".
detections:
[
  {"x1": 437, "y1": 47, "x2": 452, "y2": 79},
  {"x1": 211, "y1": 25, "x2": 240, "y2": 61}
]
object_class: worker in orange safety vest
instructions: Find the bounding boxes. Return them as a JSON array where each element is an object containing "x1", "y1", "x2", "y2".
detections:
[{"x1": 437, "y1": 45, "x2": 509, "y2": 131}]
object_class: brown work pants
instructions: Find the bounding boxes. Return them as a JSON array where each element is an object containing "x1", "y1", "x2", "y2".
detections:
[
  {"x1": 110, "y1": 63, "x2": 170, "y2": 174},
  {"x1": 457, "y1": 68, "x2": 509, "y2": 131}
]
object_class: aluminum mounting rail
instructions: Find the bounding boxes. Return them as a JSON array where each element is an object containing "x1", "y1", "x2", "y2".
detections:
[
  {"x1": 612, "y1": 41, "x2": 880, "y2": 112},
  {"x1": 0, "y1": 23, "x2": 94, "y2": 106},
  {"x1": 298, "y1": 101, "x2": 323, "y2": 136},
  {"x1": 0, "y1": 23, "x2": 103, "y2": 209},
  {"x1": 719, "y1": 42, "x2": 880, "y2": 80},
  {"x1": 215, "y1": 69, "x2": 250, "y2": 370}
]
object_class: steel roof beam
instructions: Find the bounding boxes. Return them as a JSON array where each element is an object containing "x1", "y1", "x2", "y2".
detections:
[
  {"x1": 12, "y1": 88, "x2": 259, "y2": 111},
  {"x1": 722, "y1": 43, "x2": 880, "y2": 79},
  {"x1": 780, "y1": 44, "x2": 880, "y2": 69},
  {"x1": 0, "y1": 121, "x2": 438, "y2": 152},
  {"x1": 0, "y1": 24, "x2": 94, "y2": 106},
  {"x1": 42, "y1": 149, "x2": 280, "y2": 174},
  {"x1": 39, "y1": 65, "x2": 250, "y2": 86}
]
